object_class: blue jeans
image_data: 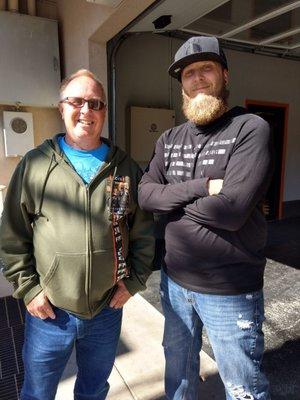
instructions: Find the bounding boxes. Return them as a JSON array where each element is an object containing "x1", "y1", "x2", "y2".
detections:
[
  {"x1": 160, "y1": 270, "x2": 270, "y2": 400},
  {"x1": 21, "y1": 306, "x2": 122, "y2": 400}
]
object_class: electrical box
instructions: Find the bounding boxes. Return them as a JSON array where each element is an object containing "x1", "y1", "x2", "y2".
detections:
[
  {"x1": 3, "y1": 111, "x2": 34, "y2": 157},
  {"x1": 130, "y1": 106, "x2": 175, "y2": 165},
  {"x1": 0, "y1": 11, "x2": 60, "y2": 107}
]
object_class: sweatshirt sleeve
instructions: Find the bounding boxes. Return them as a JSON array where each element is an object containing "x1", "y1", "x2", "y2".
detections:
[
  {"x1": 122, "y1": 169, "x2": 155, "y2": 295},
  {"x1": 184, "y1": 118, "x2": 273, "y2": 231},
  {"x1": 138, "y1": 135, "x2": 209, "y2": 213},
  {"x1": 0, "y1": 159, "x2": 43, "y2": 305}
]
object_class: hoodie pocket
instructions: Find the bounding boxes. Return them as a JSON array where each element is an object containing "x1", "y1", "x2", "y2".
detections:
[{"x1": 42, "y1": 252, "x2": 88, "y2": 314}]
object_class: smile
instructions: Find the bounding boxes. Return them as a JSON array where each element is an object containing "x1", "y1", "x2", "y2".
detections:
[
  {"x1": 194, "y1": 86, "x2": 210, "y2": 91},
  {"x1": 78, "y1": 120, "x2": 94, "y2": 126}
]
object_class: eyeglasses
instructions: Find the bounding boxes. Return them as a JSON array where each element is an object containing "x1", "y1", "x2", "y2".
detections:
[{"x1": 59, "y1": 97, "x2": 106, "y2": 111}]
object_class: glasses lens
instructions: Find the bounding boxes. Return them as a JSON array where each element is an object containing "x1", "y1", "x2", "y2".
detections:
[
  {"x1": 88, "y1": 99, "x2": 105, "y2": 111},
  {"x1": 63, "y1": 97, "x2": 105, "y2": 110},
  {"x1": 68, "y1": 97, "x2": 84, "y2": 107}
]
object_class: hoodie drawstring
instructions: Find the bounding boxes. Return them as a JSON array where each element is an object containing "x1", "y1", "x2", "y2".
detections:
[{"x1": 35, "y1": 153, "x2": 58, "y2": 219}]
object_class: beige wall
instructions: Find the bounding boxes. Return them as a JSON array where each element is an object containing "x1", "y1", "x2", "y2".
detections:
[
  {"x1": 1, "y1": 0, "x2": 156, "y2": 193},
  {"x1": 56, "y1": 0, "x2": 156, "y2": 76},
  {"x1": 36, "y1": 0, "x2": 58, "y2": 19},
  {"x1": 56, "y1": 0, "x2": 113, "y2": 76},
  {"x1": 56, "y1": 0, "x2": 156, "y2": 138},
  {"x1": 115, "y1": 33, "x2": 300, "y2": 202},
  {"x1": 0, "y1": 106, "x2": 62, "y2": 197}
]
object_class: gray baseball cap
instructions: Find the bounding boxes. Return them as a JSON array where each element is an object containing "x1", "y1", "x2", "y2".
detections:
[{"x1": 168, "y1": 36, "x2": 228, "y2": 81}]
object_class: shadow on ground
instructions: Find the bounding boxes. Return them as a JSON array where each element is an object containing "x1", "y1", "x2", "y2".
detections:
[
  {"x1": 151, "y1": 371, "x2": 226, "y2": 400},
  {"x1": 263, "y1": 338, "x2": 300, "y2": 399}
]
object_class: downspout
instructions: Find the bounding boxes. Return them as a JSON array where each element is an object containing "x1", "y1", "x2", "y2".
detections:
[
  {"x1": 27, "y1": 0, "x2": 36, "y2": 16},
  {"x1": 0, "y1": 185, "x2": 6, "y2": 217},
  {"x1": 0, "y1": 0, "x2": 6, "y2": 11},
  {"x1": 8, "y1": 0, "x2": 19, "y2": 12},
  {"x1": 107, "y1": 34, "x2": 128, "y2": 144}
]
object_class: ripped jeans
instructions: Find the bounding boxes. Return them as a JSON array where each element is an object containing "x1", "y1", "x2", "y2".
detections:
[{"x1": 160, "y1": 270, "x2": 270, "y2": 400}]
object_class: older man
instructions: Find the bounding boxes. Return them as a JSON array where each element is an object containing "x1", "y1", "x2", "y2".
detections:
[
  {"x1": 139, "y1": 37, "x2": 273, "y2": 399},
  {"x1": 0, "y1": 69, "x2": 154, "y2": 400}
]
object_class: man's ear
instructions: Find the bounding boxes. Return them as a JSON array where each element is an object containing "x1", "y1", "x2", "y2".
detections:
[
  {"x1": 223, "y1": 69, "x2": 229, "y2": 85},
  {"x1": 58, "y1": 103, "x2": 64, "y2": 120}
]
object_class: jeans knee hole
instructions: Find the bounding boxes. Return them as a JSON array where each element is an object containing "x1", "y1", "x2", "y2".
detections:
[{"x1": 227, "y1": 383, "x2": 254, "y2": 400}]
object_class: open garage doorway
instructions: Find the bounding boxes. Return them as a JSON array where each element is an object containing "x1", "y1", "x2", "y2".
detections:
[
  {"x1": 107, "y1": 1, "x2": 300, "y2": 219},
  {"x1": 246, "y1": 100, "x2": 289, "y2": 220}
]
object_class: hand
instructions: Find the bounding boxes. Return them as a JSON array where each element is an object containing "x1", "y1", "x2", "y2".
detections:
[
  {"x1": 208, "y1": 179, "x2": 223, "y2": 195},
  {"x1": 109, "y1": 280, "x2": 132, "y2": 308},
  {"x1": 26, "y1": 291, "x2": 56, "y2": 320}
]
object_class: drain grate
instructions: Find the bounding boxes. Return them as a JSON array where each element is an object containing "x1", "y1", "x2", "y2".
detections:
[{"x1": 0, "y1": 296, "x2": 25, "y2": 400}]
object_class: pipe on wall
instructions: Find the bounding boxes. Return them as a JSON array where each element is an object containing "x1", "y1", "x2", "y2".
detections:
[
  {"x1": 27, "y1": 0, "x2": 36, "y2": 16},
  {"x1": 0, "y1": 0, "x2": 6, "y2": 11},
  {"x1": 8, "y1": 0, "x2": 18, "y2": 12},
  {"x1": 0, "y1": 185, "x2": 6, "y2": 216}
]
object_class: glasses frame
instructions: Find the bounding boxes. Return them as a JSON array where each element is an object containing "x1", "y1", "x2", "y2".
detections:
[{"x1": 59, "y1": 97, "x2": 106, "y2": 111}]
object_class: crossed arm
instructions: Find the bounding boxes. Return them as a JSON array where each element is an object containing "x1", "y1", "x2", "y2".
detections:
[{"x1": 138, "y1": 121, "x2": 272, "y2": 232}]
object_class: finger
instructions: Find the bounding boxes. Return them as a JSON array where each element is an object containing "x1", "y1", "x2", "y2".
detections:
[
  {"x1": 43, "y1": 304, "x2": 56, "y2": 319},
  {"x1": 28, "y1": 310, "x2": 37, "y2": 318},
  {"x1": 109, "y1": 293, "x2": 124, "y2": 308},
  {"x1": 109, "y1": 295, "x2": 118, "y2": 308},
  {"x1": 38, "y1": 312, "x2": 49, "y2": 320},
  {"x1": 114, "y1": 296, "x2": 129, "y2": 308}
]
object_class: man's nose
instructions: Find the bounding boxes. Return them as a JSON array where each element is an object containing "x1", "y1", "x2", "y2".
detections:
[
  {"x1": 80, "y1": 101, "x2": 90, "y2": 112},
  {"x1": 194, "y1": 69, "x2": 205, "y2": 81}
]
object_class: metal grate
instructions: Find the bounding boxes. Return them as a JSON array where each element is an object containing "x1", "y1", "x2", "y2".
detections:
[{"x1": 0, "y1": 297, "x2": 25, "y2": 400}]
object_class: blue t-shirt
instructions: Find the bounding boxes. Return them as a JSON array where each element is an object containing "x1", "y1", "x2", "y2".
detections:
[{"x1": 58, "y1": 136, "x2": 110, "y2": 184}]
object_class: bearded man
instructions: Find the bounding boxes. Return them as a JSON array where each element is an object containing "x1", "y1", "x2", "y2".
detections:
[{"x1": 138, "y1": 36, "x2": 273, "y2": 400}]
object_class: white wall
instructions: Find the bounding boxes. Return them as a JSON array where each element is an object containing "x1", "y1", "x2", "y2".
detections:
[{"x1": 115, "y1": 33, "x2": 300, "y2": 202}]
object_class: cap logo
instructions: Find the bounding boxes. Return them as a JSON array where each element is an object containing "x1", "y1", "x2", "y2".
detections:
[{"x1": 192, "y1": 43, "x2": 201, "y2": 53}]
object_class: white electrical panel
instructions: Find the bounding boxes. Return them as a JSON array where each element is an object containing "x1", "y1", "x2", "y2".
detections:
[
  {"x1": 0, "y1": 11, "x2": 60, "y2": 107},
  {"x1": 3, "y1": 112, "x2": 34, "y2": 157},
  {"x1": 130, "y1": 106, "x2": 175, "y2": 164}
]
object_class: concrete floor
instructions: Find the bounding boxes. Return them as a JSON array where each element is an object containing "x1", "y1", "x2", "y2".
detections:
[
  {"x1": 0, "y1": 218, "x2": 299, "y2": 399},
  {"x1": 141, "y1": 217, "x2": 300, "y2": 400}
]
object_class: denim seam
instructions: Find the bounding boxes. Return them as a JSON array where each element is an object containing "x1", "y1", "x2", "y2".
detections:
[
  {"x1": 182, "y1": 309, "x2": 199, "y2": 400},
  {"x1": 252, "y1": 297, "x2": 260, "y2": 397}
]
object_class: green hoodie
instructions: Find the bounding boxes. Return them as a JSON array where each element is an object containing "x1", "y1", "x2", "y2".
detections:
[{"x1": 0, "y1": 135, "x2": 154, "y2": 318}]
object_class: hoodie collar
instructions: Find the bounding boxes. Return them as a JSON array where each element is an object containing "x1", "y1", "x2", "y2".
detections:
[
  {"x1": 38, "y1": 133, "x2": 127, "y2": 168},
  {"x1": 189, "y1": 106, "x2": 247, "y2": 136}
]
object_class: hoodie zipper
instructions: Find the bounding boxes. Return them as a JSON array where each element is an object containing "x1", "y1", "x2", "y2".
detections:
[
  {"x1": 85, "y1": 161, "x2": 114, "y2": 316},
  {"x1": 85, "y1": 184, "x2": 92, "y2": 316}
]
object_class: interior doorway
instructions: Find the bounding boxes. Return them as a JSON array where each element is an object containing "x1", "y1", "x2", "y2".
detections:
[{"x1": 246, "y1": 100, "x2": 288, "y2": 220}]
